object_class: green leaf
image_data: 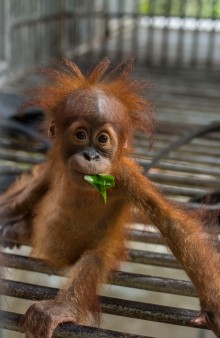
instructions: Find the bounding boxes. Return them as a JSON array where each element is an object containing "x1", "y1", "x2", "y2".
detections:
[{"x1": 84, "y1": 174, "x2": 115, "y2": 204}]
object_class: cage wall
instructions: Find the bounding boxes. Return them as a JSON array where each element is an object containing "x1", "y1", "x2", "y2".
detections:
[{"x1": 0, "y1": 0, "x2": 220, "y2": 84}]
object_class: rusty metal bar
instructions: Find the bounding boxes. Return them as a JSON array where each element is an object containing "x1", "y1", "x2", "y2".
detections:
[
  {"x1": 1, "y1": 252, "x2": 59, "y2": 275},
  {"x1": 0, "y1": 229, "x2": 165, "y2": 248},
  {"x1": 127, "y1": 250, "x2": 180, "y2": 269},
  {"x1": 110, "y1": 272, "x2": 196, "y2": 297},
  {"x1": 0, "y1": 279, "x2": 204, "y2": 329},
  {"x1": 103, "y1": 298, "x2": 202, "y2": 329},
  {"x1": 3, "y1": 265, "x2": 196, "y2": 300},
  {"x1": 1, "y1": 252, "x2": 187, "y2": 295},
  {"x1": 0, "y1": 310, "x2": 150, "y2": 338},
  {"x1": 127, "y1": 229, "x2": 164, "y2": 244},
  {"x1": 1, "y1": 249, "x2": 181, "y2": 272},
  {"x1": 1, "y1": 252, "x2": 195, "y2": 296}
]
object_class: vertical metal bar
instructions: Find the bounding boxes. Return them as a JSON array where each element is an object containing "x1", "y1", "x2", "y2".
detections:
[
  {"x1": 116, "y1": 0, "x2": 125, "y2": 60},
  {"x1": 70, "y1": 0, "x2": 75, "y2": 54},
  {"x1": 161, "y1": 0, "x2": 172, "y2": 66},
  {"x1": 131, "y1": 0, "x2": 139, "y2": 63},
  {"x1": 29, "y1": 0, "x2": 32, "y2": 66},
  {"x1": 206, "y1": 0, "x2": 218, "y2": 68},
  {"x1": 191, "y1": 0, "x2": 202, "y2": 68},
  {"x1": 0, "y1": 0, "x2": 5, "y2": 61},
  {"x1": 176, "y1": 0, "x2": 186, "y2": 67},
  {"x1": 38, "y1": 0, "x2": 43, "y2": 62},
  {"x1": 4, "y1": 0, "x2": 11, "y2": 68},
  {"x1": 145, "y1": 0, "x2": 156, "y2": 66},
  {"x1": 65, "y1": 0, "x2": 69, "y2": 53},
  {"x1": 15, "y1": 0, "x2": 19, "y2": 72},
  {"x1": 99, "y1": 0, "x2": 109, "y2": 59},
  {"x1": 87, "y1": 0, "x2": 94, "y2": 53},
  {"x1": 74, "y1": 0, "x2": 80, "y2": 48},
  {"x1": 81, "y1": 0, "x2": 86, "y2": 48},
  {"x1": 34, "y1": 1, "x2": 42, "y2": 64},
  {"x1": 74, "y1": 0, "x2": 79, "y2": 49},
  {"x1": 59, "y1": 0, "x2": 66, "y2": 56}
]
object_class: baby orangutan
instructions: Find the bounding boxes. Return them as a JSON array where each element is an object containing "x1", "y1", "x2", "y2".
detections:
[{"x1": 1, "y1": 58, "x2": 220, "y2": 338}]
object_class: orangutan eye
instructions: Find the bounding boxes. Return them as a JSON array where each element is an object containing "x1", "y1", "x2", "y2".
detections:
[
  {"x1": 98, "y1": 134, "x2": 109, "y2": 144},
  {"x1": 75, "y1": 130, "x2": 87, "y2": 140}
]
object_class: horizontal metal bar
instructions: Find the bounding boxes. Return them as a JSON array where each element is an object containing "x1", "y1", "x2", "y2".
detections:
[
  {"x1": 158, "y1": 185, "x2": 206, "y2": 197},
  {"x1": 12, "y1": 11, "x2": 146, "y2": 29},
  {"x1": 1, "y1": 250, "x2": 195, "y2": 296},
  {"x1": 127, "y1": 229, "x2": 164, "y2": 244},
  {"x1": 12, "y1": 10, "x2": 191, "y2": 29},
  {"x1": 0, "y1": 310, "x2": 150, "y2": 338},
  {"x1": 1, "y1": 249, "x2": 181, "y2": 275},
  {"x1": 137, "y1": 140, "x2": 220, "y2": 159},
  {"x1": 152, "y1": 153, "x2": 220, "y2": 167},
  {"x1": 135, "y1": 158, "x2": 220, "y2": 177},
  {"x1": 149, "y1": 161, "x2": 220, "y2": 176},
  {"x1": 148, "y1": 172, "x2": 219, "y2": 188},
  {"x1": 1, "y1": 252, "x2": 59, "y2": 275},
  {"x1": 111, "y1": 272, "x2": 196, "y2": 297},
  {"x1": 0, "y1": 152, "x2": 44, "y2": 164},
  {"x1": 0, "y1": 139, "x2": 44, "y2": 153},
  {"x1": 134, "y1": 129, "x2": 219, "y2": 146},
  {"x1": 127, "y1": 250, "x2": 180, "y2": 269},
  {"x1": 0, "y1": 167, "x2": 25, "y2": 175},
  {"x1": 0, "y1": 279, "x2": 204, "y2": 329}
]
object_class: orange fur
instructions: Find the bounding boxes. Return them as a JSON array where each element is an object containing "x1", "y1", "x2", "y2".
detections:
[
  {"x1": 28, "y1": 58, "x2": 155, "y2": 143},
  {"x1": 1, "y1": 59, "x2": 220, "y2": 338}
]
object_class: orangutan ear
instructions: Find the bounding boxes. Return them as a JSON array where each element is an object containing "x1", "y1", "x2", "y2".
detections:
[
  {"x1": 123, "y1": 139, "x2": 128, "y2": 149},
  {"x1": 48, "y1": 120, "x2": 57, "y2": 138}
]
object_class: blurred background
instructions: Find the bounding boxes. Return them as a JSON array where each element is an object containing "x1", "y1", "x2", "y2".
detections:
[
  {"x1": 0, "y1": 1, "x2": 220, "y2": 338},
  {"x1": 0, "y1": 0, "x2": 220, "y2": 79}
]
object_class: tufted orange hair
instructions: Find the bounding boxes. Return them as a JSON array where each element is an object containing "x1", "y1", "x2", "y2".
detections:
[{"x1": 28, "y1": 58, "x2": 155, "y2": 142}]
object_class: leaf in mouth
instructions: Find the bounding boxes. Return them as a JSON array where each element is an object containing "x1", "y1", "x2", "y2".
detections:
[{"x1": 84, "y1": 174, "x2": 115, "y2": 204}]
